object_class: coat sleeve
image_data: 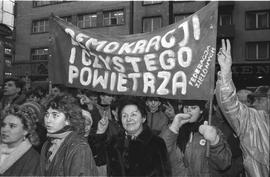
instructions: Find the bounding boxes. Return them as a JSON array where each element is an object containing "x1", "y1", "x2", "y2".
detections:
[
  {"x1": 209, "y1": 129, "x2": 232, "y2": 170},
  {"x1": 215, "y1": 71, "x2": 269, "y2": 166},
  {"x1": 159, "y1": 128, "x2": 187, "y2": 177},
  {"x1": 66, "y1": 142, "x2": 98, "y2": 176}
]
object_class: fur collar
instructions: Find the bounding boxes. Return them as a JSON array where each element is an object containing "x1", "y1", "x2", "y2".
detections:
[{"x1": 0, "y1": 139, "x2": 32, "y2": 174}]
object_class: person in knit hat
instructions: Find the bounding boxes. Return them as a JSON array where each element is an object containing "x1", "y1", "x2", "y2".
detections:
[{"x1": 20, "y1": 101, "x2": 47, "y2": 153}]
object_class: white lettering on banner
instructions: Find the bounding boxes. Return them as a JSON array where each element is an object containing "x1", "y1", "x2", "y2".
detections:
[
  {"x1": 188, "y1": 46, "x2": 216, "y2": 88},
  {"x1": 69, "y1": 65, "x2": 79, "y2": 84},
  {"x1": 80, "y1": 67, "x2": 92, "y2": 86},
  {"x1": 68, "y1": 67, "x2": 188, "y2": 95},
  {"x1": 110, "y1": 72, "x2": 117, "y2": 91},
  {"x1": 192, "y1": 15, "x2": 200, "y2": 40},
  {"x1": 144, "y1": 53, "x2": 158, "y2": 71},
  {"x1": 65, "y1": 16, "x2": 199, "y2": 56},
  {"x1": 178, "y1": 21, "x2": 189, "y2": 47},
  {"x1": 112, "y1": 56, "x2": 125, "y2": 73},
  {"x1": 117, "y1": 73, "x2": 128, "y2": 92},
  {"x1": 159, "y1": 50, "x2": 175, "y2": 70},
  {"x1": 132, "y1": 40, "x2": 147, "y2": 54},
  {"x1": 125, "y1": 56, "x2": 142, "y2": 72},
  {"x1": 157, "y1": 71, "x2": 171, "y2": 95},
  {"x1": 103, "y1": 42, "x2": 120, "y2": 53},
  {"x1": 118, "y1": 42, "x2": 136, "y2": 55},
  {"x1": 161, "y1": 29, "x2": 176, "y2": 48},
  {"x1": 128, "y1": 73, "x2": 141, "y2": 91},
  {"x1": 177, "y1": 47, "x2": 192, "y2": 68},
  {"x1": 64, "y1": 12, "x2": 206, "y2": 97},
  {"x1": 143, "y1": 72, "x2": 156, "y2": 94},
  {"x1": 145, "y1": 36, "x2": 161, "y2": 53},
  {"x1": 172, "y1": 71, "x2": 187, "y2": 95},
  {"x1": 69, "y1": 47, "x2": 76, "y2": 64},
  {"x1": 92, "y1": 70, "x2": 109, "y2": 89},
  {"x1": 82, "y1": 49, "x2": 91, "y2": 66}
]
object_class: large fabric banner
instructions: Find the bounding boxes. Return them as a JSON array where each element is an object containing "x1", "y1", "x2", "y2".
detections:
[{"x1": 49, "y1": 2, "x2": 218, "y2": 100}]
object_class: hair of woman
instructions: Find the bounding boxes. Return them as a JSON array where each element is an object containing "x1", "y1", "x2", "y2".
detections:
[
  {"x1": 46, "y1": 94, "x2": 85, "y2": 135},
  {"x1": 117, "y1": 96, "x2": 147, "y2": 126},
  {"x1": 1, "y1": 105, "x2": 40, "y2": 146}
]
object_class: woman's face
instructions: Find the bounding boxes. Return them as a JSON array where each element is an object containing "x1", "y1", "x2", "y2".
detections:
[
  {"x1": 183, "y1": 105, "x2": 202, "y2": 123},
  {"x1": 1, "y1": 115, "x2": 27, "y2": 147},
  {"x1": 121, "y1": 105, "x2": 145, "y2": 136},
  {"x1": 44, "y1": 107, "x2": 69, "y2": 133}
]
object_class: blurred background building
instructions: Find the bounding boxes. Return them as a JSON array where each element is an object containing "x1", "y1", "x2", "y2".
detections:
[
  {"x1": 2, "y1": 0, "x2": 270, "y2": 89},
  {"x1": 0, "y1": 0, "x2": 14, "y2": 85}
]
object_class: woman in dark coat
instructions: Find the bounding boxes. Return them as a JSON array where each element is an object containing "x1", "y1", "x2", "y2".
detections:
[
  {"x1": 39, "y1": 95, "x2": 98, "y2": 176},
  {"x1": 96, "y1": 97, "x2": 171, "y2": 177},
  {"x1": 0, "y1": 105, "x2": 40, "y2": 176}
]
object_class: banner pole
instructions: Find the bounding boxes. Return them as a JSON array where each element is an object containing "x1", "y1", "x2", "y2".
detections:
[
  {"x1": 206, "y1": 92, "x2": 214, "y2": 157},
  {"x1": 49, "y1": 80, "x2": 52, "y2": 94}
]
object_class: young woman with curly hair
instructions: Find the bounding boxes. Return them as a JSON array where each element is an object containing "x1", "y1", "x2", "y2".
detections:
[
  {"x1": 0, "y1": 105, "x2": 40, "y2": 176},
  {"x1": 39, "y1": 94, "x2": 98, "y2": 176}
]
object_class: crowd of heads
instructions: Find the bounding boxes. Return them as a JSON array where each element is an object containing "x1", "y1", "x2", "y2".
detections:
[{"x1": 0, "y1": 76, "x2": 269, "y2": 146}]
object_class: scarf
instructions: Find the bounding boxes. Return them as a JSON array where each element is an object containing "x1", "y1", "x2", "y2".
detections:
[
  {"x1": 0, "y1": 139, "x2": 32, "y2": 174},
  {"x1": 46, "y1": 126, "x2": 72, "y2": 163}
]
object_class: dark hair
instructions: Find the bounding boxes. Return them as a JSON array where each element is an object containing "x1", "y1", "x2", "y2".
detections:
[
  {"x1": 177, "y1": 100, "x2": 208, "y2": 153},
  {"x1": 52, "y1": 84, "x2": 66, "y2": 93},
  {"x1": 1, "y1": 105, "x2": 40, "y2": 145},
  {"x1": 117, "y1": 97, "x2": 147, "y2": 126},
  {"x1": 46, "y1": 94, "x2": 84, "y2": 135},
  {"x1": 4, "y1": 77, "x2": 25, "y2": 91}
]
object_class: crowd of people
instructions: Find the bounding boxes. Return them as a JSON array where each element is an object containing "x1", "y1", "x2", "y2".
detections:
[{"x1": 0, "y1": 39, "x2": 269, "y2": 177}]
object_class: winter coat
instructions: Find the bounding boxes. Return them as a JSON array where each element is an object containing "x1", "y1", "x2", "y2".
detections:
[
  {"x1": 216, "y1": 72, "x2": 269, "y2": 177},
  {"x1": 40, "y1": 131, "x2": 98, "y2": 176},
  {"x1": 160, "y1": 128, "x2": 232, "y2": 177},
  {"x1": 98, "y1": 125, "x2": 171, "y2": 177},
  {"x1": 0, "y1": 147, "x2": 40, "y2": 176}
]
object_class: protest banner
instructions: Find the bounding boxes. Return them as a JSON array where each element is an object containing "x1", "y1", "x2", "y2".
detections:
[{"x1": 49, "y1": 2, "x2": 218, "y2": 100}]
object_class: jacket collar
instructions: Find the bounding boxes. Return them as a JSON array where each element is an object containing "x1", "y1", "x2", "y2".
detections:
[{"x1": 131, "y1": 125, "x2": 153, "y2": 145}]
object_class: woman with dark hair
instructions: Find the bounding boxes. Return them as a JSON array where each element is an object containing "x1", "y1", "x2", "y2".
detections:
[
  {"x1": 95, "y1": 97, "x2": 171, "y2": 176},
  {"x1": 0, "y1": 105, "x2": 40, "y2": 176},
  {"x1": 39, "y1": 94, "x2": 98, "y2": 176},
  {"x1": 160, "y1": 100, "x2": 232, "y2": 177}
]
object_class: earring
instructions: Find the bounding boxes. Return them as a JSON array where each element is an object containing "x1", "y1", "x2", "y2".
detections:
[{"x1": 23, "y1": 136, "x2": 26, "y2": 141}]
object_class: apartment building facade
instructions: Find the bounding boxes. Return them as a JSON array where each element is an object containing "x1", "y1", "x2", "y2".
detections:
[{"x1": 10, "y1": 1, "x2": 270, "y2": 89}]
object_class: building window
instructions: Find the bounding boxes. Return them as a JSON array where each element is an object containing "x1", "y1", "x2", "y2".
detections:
[
  {"x1": 246, "y1": 41, "x2": 270, "y2": 60},
  {"x1": 143, "y1": 16, "x2": 162, "y2": 33},
  {"x1": 32, "y1": 19, "x2": 49, "y2": 33},
  {"x1": 61, "y1": 16, "x2": 72, "y2": 23},
  {"x1": 77, "y1": 14, "x2": 97, "y2": 28},
  {"x1": 142, "y1": 1, "x2": 162, "y2": 5},
  {"x1": 174, "y1": 14, "x2": 192, "y2": 23},
  {"x1": 219, "y1": 14, "x2": 232, "y2": 26},
  {"x1": 103, "y1": 10, "x2": 124, "y2": 26},
  {"x1": 31, "y1": 48, "x2": 49, "y2": 61},
  {"x1": 0, "y1": 0, "x2": 15, "y2": 29},
  {"x1": 246, "y1": 10, "x2": 270, "y2": 30},
  {"x1": 33, "y1": 0, "x2": 71, "y2": 7},
  {"x1": 33, "y1": 1, "x2": 51, "y2": 7}
]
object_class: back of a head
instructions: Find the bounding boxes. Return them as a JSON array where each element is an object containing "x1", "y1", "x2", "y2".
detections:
[
  {"x1": 237, "y1": 89, "x2": 253, "y2": 106},
  {"x1": 248, "y1": 85, "x2": 270, "y2": 113}
]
